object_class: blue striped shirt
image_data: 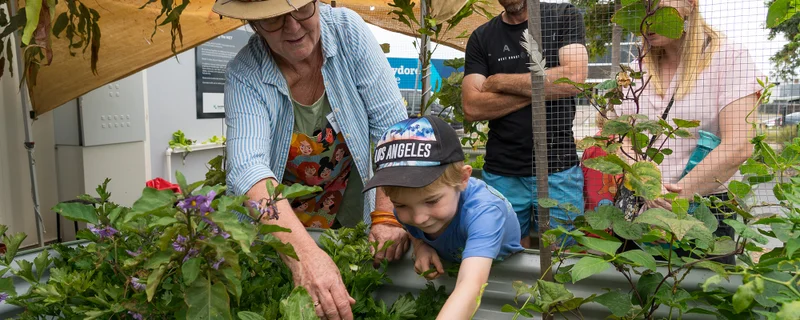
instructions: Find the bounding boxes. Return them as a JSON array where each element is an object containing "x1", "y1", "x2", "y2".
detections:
[{"x1": 224, "y1": 4, "x2": 407, "y2": 224}]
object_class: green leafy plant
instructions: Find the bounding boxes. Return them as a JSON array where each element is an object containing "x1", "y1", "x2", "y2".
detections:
[
  {"x1": 502, "y1": 279, "x2": 595, "y2": 319},
  {"x1": 168, "y1": 129, "x2": 195, "y2": 150},
  {"x1": 504, "y1": 119, "x2": 800, "y2": 319},
  {"x1": 205, "y1": 154, "x2": 227, "y2": 188},
  {"x1": 503, "y1": 124, "x2": 800, "y2": 318},
  {"x1": 464, "y1": 153, "x2": 485, "y2": 170},
  {"x1": 553, "y1": 0, "x2": 687, "y2": 218},
  {"x1": 388, "y1": 0, "x2": 492, "y2": 116},
  {"x1": 317, "y1": 224, "x2": 448, "y2": 319},
  {"x1": 766, "y1": 0, "x2": 800, "y2": 80},
  {"x1": 433, "y1": 57, "x2": 489, "y2": 150},
  {"x1": 569, "y1": 0, "x2": 618, "y2": 61},
  {"x1": 205, "y1": 135, "x2": 227, "y2": 144},
  {"x1": 1, "y1": 174, "x2": 315, "y2": 318},
  {"x1": 0, "y1": 173, "x2": 449, "y2": 319},
  {"x1": 499, "y1": 2, "x2": 800, "y2": 319}
]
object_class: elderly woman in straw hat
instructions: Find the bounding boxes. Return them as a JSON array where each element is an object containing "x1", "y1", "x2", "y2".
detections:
[{"x1": 212, "y1": 0, "x2": 409, "y2": 318}]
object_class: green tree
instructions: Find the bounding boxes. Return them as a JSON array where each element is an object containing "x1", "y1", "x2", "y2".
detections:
[
  {"x1": 767, "y1": 0, "x2": 800, "y2": 80},
  {"x1": 571, "y1": 0, "x2": 617, "y2": 61}
]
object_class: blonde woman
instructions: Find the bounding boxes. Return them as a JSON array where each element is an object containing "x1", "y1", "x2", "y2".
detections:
[{"x1": 616, "y1": 0, "x2": 762, "y2": 262}]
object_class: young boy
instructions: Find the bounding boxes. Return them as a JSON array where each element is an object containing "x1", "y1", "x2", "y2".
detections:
[{"x1": 363, "y1": 115, "x2": 523, "y2": 319}]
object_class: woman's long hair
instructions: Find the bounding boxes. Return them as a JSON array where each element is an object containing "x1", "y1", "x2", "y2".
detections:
[{"x1": 643, "y1": 0, "x2": 720, "y2": 99}]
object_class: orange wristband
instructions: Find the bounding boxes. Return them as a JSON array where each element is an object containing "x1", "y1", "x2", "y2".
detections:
[{"x1": 370, "y1": 210, "x2": 403, "y2": 228}]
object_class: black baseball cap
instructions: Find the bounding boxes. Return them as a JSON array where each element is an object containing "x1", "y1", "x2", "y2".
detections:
[{"x1": 363, "y1": 115, "x2": 464, "y2": 192}]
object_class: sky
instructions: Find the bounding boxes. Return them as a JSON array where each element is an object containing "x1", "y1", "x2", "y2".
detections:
[{"x1": 367, "y1": 0, "x2": 794, "y2": 84}]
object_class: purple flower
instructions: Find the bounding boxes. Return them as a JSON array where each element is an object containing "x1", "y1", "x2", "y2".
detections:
[
  {"x1": 172, "y1": 235, "x2": 188, "y2": 252},
  {"x1": 0, "y1": 292, "x2": 8, "y2": 303},
  {"x1": 126, "y1": 248, "x2": 142, "y2": 257},
  {"x1": 209, "y1": 226, "x2": 230, "y2": 240},
  {"x1": 249, "y1": 200, "x2": 279, "y2": 221},
  {"x1": 265, "y1": 204, "x2": 278, "y2": 220},
  {"x1": 90, "y1": 225, "x2": 119, "y2": 239},
  {"x1": 202, "y1": 217, "x2": 218, "y2": 228},
  {"x1": 177, "y1": 191, "x2": 216, "y2": 215},
  {"x1": 211, "y1": 257, "x2": 225, "y2": 270},
  {"x1": 128, "y1": 311, "x2": 144, "y2": 320},
  {"x1": 183, "y1": 247, "x2": 199, "y2": 263},
  {"x1": 131, "y1": 277, "x2": 146, "y2": 291}
]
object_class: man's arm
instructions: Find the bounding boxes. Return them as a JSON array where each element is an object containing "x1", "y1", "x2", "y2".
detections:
[
  {"x1": 461, "y1": 25, "x2": 531, "y2": 122},
  {"x1": 462, "y1": 73, "x2": 532, "y2": 122},
  {"x1": 481, "y1": 44, "x2": 589, "y2": 100},
  {"x1": 435, "y1": 257, "x2": 493, "y2": 320}
]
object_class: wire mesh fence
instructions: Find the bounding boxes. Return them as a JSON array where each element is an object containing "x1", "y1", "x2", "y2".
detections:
[{"x1": 330, "y1": 0, "x2": 797, "y2": 253}]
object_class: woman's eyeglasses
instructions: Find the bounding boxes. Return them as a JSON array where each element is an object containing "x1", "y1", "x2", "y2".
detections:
[{"x1": 255, "y1": 0, "x2": 318, "y2": 32}]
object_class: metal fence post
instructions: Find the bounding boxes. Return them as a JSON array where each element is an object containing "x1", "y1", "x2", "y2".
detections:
[{"x1": 526, "y1": 0, "x2": 552, "y2": 284}]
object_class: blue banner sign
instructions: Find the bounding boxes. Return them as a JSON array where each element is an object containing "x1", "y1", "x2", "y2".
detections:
[{"x1": 387, "y1": 57, "x2": 463, "y2": 93}]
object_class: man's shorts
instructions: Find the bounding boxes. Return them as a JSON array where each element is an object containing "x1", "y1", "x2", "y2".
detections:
[{"x1": 483, "y1": 165, "x2": 585, "y2": 246}]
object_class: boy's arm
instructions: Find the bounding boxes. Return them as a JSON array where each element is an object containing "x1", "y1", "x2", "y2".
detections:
[
  {"x1": 436, "y1": 257, "x2": 493, "y2": 320},
  {"x1": 410, "y1": 236, "x2": 425, "y2": 251}
]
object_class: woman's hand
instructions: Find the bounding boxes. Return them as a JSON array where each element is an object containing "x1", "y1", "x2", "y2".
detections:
[
  {"x1": 369, "y1": 224, "x2": 410, "y2": 264},
  {"x1": 646, "y1": 183, "x2": 683, "y2": 211},
  {"x1": 413, "y1": 242, "x2": 444, "y2": 280},
  {"x1": 286, "y1": 246, "x2": 356, "y2": 320}
]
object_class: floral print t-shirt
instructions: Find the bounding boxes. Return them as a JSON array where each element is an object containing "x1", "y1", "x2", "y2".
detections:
[{"x1": 284, "y1": 92, "x2": 360, "y2": 228}]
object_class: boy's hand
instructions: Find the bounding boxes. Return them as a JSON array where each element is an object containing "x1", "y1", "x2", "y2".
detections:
[{"x1": 413, "y1": 243, "x2": 444, "y2": 280}]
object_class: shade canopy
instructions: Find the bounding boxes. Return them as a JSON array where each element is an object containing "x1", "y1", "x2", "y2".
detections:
[{"x1": 24, "y1": 0, "x2": 501, "y2": 116}]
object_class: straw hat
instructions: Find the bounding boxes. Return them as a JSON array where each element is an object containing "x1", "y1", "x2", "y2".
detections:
[
  {"x1": 213, "y1": 0, "x2": 315, "y2": 21},
  {"x1": 430, "y1": 0, "x2": 469, "y2": 23}
]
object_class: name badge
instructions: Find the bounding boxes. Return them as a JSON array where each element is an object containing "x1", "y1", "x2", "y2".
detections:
[{"x1": 326, "y1": 112, "x2": 342, "y2": 135}]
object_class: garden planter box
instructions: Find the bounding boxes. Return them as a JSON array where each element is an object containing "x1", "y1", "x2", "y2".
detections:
[
  {"x1": 307, "y1": 230, "x2": 739, "y2": 320},
  {"x1": 0, "y1": 233, "x2": 739, "y2": 320},
  {"x1": 371, "y1": 248, "x2": 738, "y2": 320}
]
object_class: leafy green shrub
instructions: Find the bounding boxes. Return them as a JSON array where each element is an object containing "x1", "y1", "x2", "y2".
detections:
[
  {"x1": 433, "y1": 58, "x2": 489, "y2": 150},
  {"x1": 502, "y1": 132, "x2": 800, "y2": 320},
  {"x1": 0, "y1": 173, "x2": 447, "y2": 319},
  {"x1": 498, "y1": 1, "x2": 800, "y2": 319}
]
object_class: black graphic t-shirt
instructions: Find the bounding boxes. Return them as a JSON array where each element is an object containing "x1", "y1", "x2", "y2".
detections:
[{"x1": 464, "y1": 3, "x2": 585, "y2": 177}]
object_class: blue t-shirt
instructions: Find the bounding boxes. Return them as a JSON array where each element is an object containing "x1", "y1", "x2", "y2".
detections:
[{"x1": 400, "y1": 178, "x2": 523, "y2": 262}]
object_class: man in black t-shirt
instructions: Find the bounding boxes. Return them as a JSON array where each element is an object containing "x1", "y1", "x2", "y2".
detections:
[{"x1": 462, "y1": 0, "x2": 588, "y2": 248}]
